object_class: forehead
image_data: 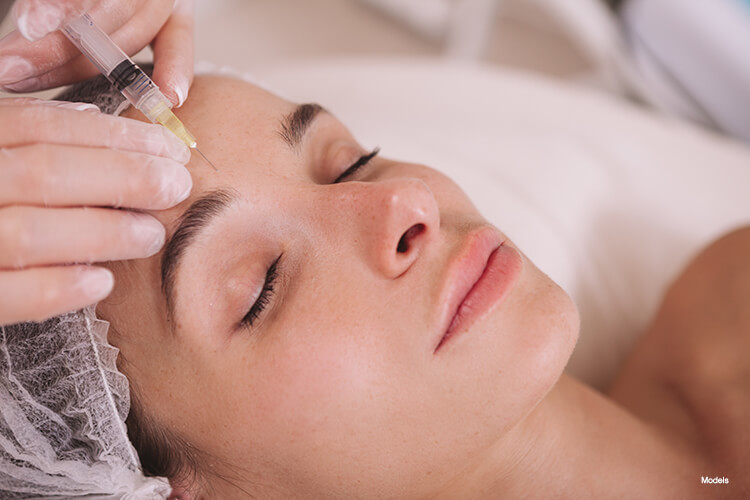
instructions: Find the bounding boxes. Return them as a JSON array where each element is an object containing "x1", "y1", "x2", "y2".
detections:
[
  {"x1": 107, "y1": 77, "x2": 302, "y2": 334},
  {"x1": 182, "y1": 75, "x2": 294, "y2": 141},
  {"x1": 124, "y1": 74, "x2": 292, "y2": 127},
  {"x1": 124, "y1": 74, "x2": 297, "y2": 171},
  {"x1": 123, "y1": 75, "x2": 308, "y2": 218}
]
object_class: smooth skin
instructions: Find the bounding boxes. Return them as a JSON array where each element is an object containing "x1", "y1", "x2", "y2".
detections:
[
  {"x1": 100, "y1": 75, "x2": 580, "y2": 498},
  {"x1": 98, "y1": 74, "x2": 749, "y2": 499}
]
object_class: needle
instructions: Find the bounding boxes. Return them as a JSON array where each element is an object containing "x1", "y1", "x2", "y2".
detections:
[
  {"x1": 61, "y1": 13, "x2": 219, "y2": 173},
  {"x1": 195, "y1": 147, "x2": 218, "y2": 171}
]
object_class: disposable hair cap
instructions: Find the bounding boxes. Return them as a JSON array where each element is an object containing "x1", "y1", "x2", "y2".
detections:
[{"x1": 0, "y1": 306, "x2": 170, "y2": 499}]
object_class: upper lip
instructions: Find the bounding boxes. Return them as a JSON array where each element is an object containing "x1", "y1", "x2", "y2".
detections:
[{"x1": 434, "y1": 226, "x2": 503, "y2": 352}]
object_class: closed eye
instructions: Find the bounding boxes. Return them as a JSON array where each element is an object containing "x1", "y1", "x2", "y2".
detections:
[
  {"x1": 333, "y1": 147, "x2": 380, "y2": 183},
  {"x1": 238, "y1": 148, "x2": 379, "y2": 331},
  {"x1": 240, "y1": 254, "x2": 282, "y2": 330}
]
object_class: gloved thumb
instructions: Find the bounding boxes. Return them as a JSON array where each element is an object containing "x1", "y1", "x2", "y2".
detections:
[{"x1": 12, "y1": 0, "x2": 98, "y2": 42}]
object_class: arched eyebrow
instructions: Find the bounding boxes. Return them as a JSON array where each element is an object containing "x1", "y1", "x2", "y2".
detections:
[
  {"x1": 161, "y1": 189, "x2": 237, "y2": 321},
  {"x1": 278, "y1": 103, "x2": 326, "y2": 151},
  {"x1": 159, "y1": 103, "x2": 326, "y2": 323}
]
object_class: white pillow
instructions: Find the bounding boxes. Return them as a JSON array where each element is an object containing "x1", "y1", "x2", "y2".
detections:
[{"x1": 256, "y1": 58, "x2": 750, "y2": 390}]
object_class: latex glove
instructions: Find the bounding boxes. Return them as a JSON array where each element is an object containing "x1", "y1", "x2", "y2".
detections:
[
  {"x1": 0, "y1": 0, "x2": 194, "y2": 107},
  {"x1": 0, "y1": 97, "x2": 192, "y2": 326}
]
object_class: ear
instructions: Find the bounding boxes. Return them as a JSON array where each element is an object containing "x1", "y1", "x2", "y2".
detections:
[{"x1": 168, "y1": 479, "x2": 197, "y2": 500}]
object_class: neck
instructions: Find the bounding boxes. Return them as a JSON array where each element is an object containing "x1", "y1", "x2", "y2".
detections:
[{"x1": 433, "y1": 375, "x2": 700, "y2": 499}]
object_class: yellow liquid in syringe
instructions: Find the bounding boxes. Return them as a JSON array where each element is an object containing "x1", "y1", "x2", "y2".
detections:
[{"x1": 148, "y1": 103, "x2": 217, "y2": 170}]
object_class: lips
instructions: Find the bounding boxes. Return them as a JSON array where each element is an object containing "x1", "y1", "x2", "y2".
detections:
[{"x1": 434, "y1": 227, "x2": 522, "y2": 353}]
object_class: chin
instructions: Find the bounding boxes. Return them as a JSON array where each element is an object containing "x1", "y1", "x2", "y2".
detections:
[
  {"x1": 484, "y1": 261, "x2": 580, "y2": 412},
  {"x1": 518, "y1": 268, "x2": 580, "y2": 398}
]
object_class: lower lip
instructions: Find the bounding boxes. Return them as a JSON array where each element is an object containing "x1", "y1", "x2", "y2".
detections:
[{"x1": 436, "y1": 243, "x2": 522, "y2": 352}]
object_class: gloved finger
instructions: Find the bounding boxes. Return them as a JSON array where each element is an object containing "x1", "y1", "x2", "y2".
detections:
[
  {"x1": 0, "y1": 1, "x2": 172, "y2": 91},
  {"x1": 0, "y1": 265, "x2": 113, "y2": 325},
  {"x1": 0, "y1": 0, "x2": 141, "y2": 87},
  {"x1": 152, "y1": 0, "x2": 194, "y2": 107},
  {"x1": 0, "y1": 97, "x2": 99, "y2": 112},
  {"x1": 0, "y1": 144, "x2": 192, "y2": 210},
  {"x1": 11, "y1": 0, "x2": 99, "y2": 42},
  {"x1": 0, "y1": 104, "x2": 190, "y2": 162},
  {"x1": 0, "y1": 206, "x2": 165, "y2": 269},
  {"x1": 0, "y1": 29, "x2": 94, "y2": 90}
]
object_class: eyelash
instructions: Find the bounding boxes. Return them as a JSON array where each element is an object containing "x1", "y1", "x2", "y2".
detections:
[
  {"x1": 333, "y1": 147, "x2": 380, "y2": 183},
  {"x1": 240, "y1": 255, "x2": 281, "y2": 329},
  {"x1": 239, "y1": 148, "x2": 381, "y2": 330}
]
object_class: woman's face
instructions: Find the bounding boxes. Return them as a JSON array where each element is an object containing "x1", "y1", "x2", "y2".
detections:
[{"x1": 99, "y1": 75, "x2": 579, "y2": 498}]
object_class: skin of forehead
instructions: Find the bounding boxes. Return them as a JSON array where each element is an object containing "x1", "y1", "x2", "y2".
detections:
[
  {"x1": 107, "y1": 76, "x2": 287, "y2": 331},
  {"x1": 121, "y1": 74, "x2": 299, "y2": 224}
]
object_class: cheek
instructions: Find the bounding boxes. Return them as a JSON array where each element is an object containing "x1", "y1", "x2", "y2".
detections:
[
  {"x1": 242, "y1": 321, "x2": 395, "y2": 445},
  {"x1": 228, "y1": 322, "x2": 415, "y2": 495}
]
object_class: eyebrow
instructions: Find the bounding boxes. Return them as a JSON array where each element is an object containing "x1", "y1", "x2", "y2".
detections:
[
  {"x1": 159, "y1": 103, "x2": 326, "y2": 321},
  {"x1": 161, "y1": 189, "x2": 237, "y2": 319},
  {"x1": 278, "y1": 103, "x2": 325, "y2": 151}
]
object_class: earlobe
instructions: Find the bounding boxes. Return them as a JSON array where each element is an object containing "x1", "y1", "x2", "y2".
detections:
[
  {"x1": 168, "y1": 482, "x2": 195, "y2": 500},
  {"x1": 168, "y1": 490, "x2": 193, "y2": 500},
  {"x1": 168, "y1": 465, "x2": 206, "y2": 500}
]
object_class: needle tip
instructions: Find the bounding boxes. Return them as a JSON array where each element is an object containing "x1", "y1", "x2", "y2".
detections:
[{"x1": 194, "y1": 147, "x2": 218, "y2": 171}]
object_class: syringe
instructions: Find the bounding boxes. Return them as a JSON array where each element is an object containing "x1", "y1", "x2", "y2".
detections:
[{"x1": 61, "y1": 13, "x2": 216, "y2": 170}]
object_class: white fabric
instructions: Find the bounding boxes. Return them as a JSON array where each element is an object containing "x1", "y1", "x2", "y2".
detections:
[
  {"x1": 256, "y1": 58, "x2": 750, "y2": 389},
  {"x1": 0, "y1": 307, "x2": 170, "y2": 499},
  {"x1": 623, "y1": 0, "x2": 750, "y2": 141}
]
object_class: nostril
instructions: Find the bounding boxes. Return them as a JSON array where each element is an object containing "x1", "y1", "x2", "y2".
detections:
[{"x1": 397, "y1": 223, "x2": 426, "y2": 253}]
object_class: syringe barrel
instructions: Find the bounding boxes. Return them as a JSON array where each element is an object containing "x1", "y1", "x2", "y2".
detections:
[
  {"x1": 62, "y1": 13, "x2": 127, "y2": 76},
  {"x1": 135, "y1": 86, "x2": 196, "y2": 148},
  {"x1": 62, "y1": 13, "x2": 197, "y2": 149},
  {"x1": 118, "y1": 64, "x2": 163, "y2": 107},
  {"x1": 63, "y1": 15, "x2": 173, "y2": 117},
  {"x1": 124, "y1": 81, "x2": 197, "y2": 148},
  {"x1": 63, "y1": 14, "x2": 159, "y2": 106}
]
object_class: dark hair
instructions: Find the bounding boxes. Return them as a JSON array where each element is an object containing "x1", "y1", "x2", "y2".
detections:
[
  {"x1": 55, "y1": 69, "x2": 129, "y2": 114},
  {"x1": 117, "y1": 348, "x2": 205, "y2": 492},
  {"x1": 55, "y1": 68, "x2": 205, "y2": 491}
]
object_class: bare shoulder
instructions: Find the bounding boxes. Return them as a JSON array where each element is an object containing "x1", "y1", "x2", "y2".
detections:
[
  {"x1": 610, "y1": 226, "x2": 750, "y2": 494},
  {"x1": 654, "y1": 225, "x2": 750, "y2": 380}
]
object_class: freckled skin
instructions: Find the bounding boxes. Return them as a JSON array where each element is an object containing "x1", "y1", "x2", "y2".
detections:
[
  {"x1": 100, "y1": 75, "x2": 579, "y2": 498},
  {"x1": 101, "y1": 76, "x2": 750, "y2": 500}
]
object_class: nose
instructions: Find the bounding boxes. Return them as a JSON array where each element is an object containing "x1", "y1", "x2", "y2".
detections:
[{"x1": 329, "y1": 177, "x2": 440, "y2": 279}]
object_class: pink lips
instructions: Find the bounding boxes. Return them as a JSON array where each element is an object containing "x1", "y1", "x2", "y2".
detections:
[{"x1": 434, "y1": 228, "x2": 523, "y2": 353}]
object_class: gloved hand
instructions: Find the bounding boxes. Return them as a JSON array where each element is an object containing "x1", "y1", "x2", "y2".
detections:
[
  {"x1": 0, "y1": 97, "x2": 192, "y2": 326},
  {"x1": 0, "y1": 0, "x2": 194, "y2": 107}
]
